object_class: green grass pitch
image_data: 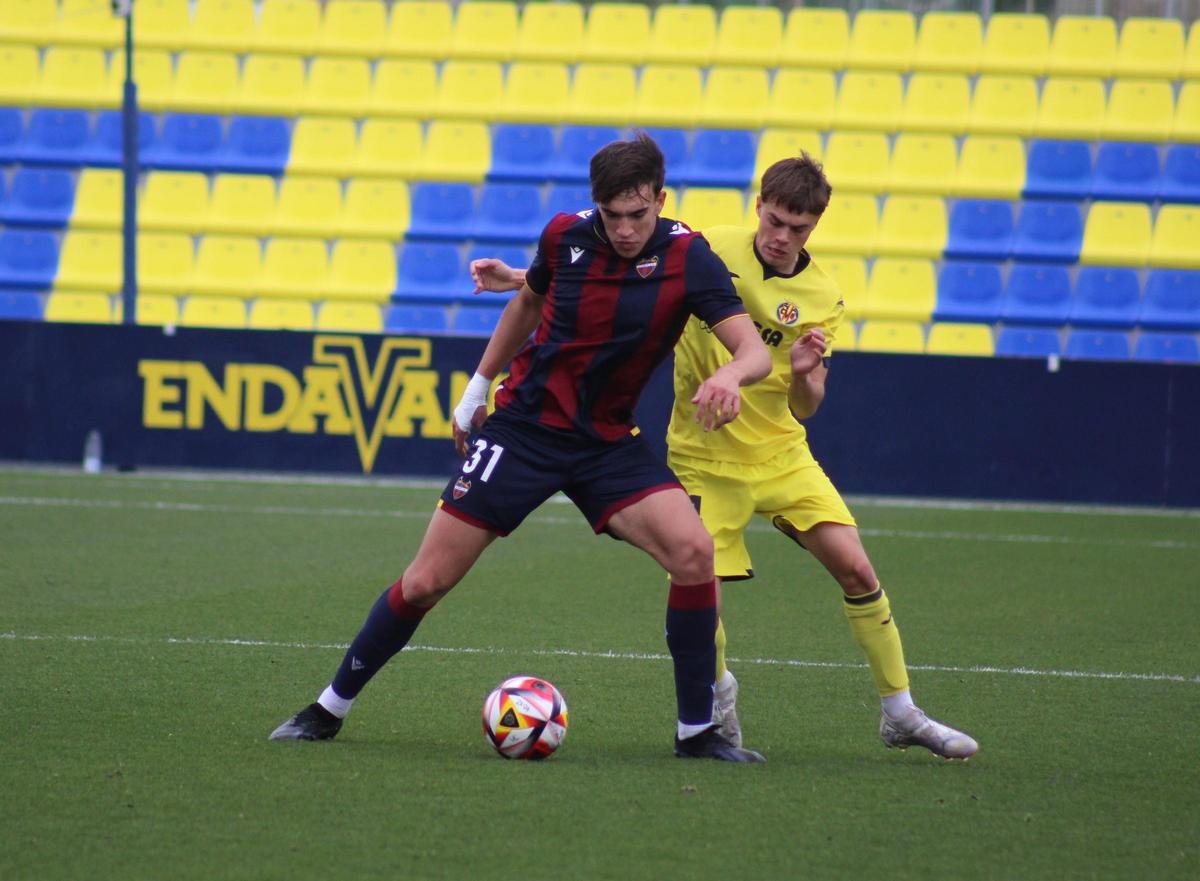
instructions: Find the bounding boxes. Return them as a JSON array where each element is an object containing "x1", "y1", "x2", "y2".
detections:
[{"x1": 2, "y1": 468, "x2": 1197, "y2": 881}]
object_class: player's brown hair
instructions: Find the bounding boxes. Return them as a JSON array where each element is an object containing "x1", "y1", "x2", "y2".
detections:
[
  {"x1": 760, "y1": 153, "x2": 833, "y2": 216},
  {"x1": 590, "y1": 131, "x2": 666, "y2": 204}
]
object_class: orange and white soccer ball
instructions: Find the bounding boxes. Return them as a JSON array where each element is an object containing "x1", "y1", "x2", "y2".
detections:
[{"x1": 482, "y1": 676, "x2": 569, "y2": 760}]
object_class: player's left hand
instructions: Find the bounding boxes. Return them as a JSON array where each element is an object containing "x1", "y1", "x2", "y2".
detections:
[
  {"x1": 691, "y1": 370, "x2": 742, "y2": 432},
  {"x1": 790, "y1": 327, "x2": 827, "y2": 376}
]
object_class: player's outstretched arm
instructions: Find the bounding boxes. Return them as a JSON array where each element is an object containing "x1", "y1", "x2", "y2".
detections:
[
  {"x1": 788, "y1": 327, "x2": 828, "y2": 420},
  {"x1": 692, "y1": 315, "x2": 771, "y2": 432},
  {"x1": 470, "y1": 258, "x2": 526, "y2": 294}
]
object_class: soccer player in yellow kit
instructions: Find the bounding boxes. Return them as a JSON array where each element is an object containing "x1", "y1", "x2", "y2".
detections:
[{"x1": 669, "y1": 154, "x2": 977, "y2": 759}]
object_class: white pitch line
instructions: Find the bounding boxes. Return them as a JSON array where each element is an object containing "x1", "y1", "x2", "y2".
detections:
[{"x1": 1, "y1": 631, "x2": 1196, "y2": 685}]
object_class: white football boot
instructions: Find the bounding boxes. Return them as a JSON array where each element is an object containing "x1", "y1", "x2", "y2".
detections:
[
  {"x1": 711, "y1": 670, "x2": 742, "y2": 748},
  {"x1": 880, "y1": 706, "x2": 978, "y2": 760}
]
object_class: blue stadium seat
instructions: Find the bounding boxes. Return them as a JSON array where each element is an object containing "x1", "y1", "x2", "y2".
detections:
[
  {"x1": 0, "y1": 231, "x2": 59, "y2": 289},
  {"x1": 393, "y1": 242, "x2": 468, "y2": 304},
  {"x1": 934, "y1": 261, "x2": 1004, "y2": 322},
  {"x1": 1001, "y1": 263, "x2": 1072, "y2": 324},
  {"x1": 944, "y1": 200, "x2": 1014, "y2": 260},
  {"x1": 678, "y1": 129, "x2": 756, "y2": 188},
  {"x1": 545, "y1": 183, "x2": 594, "y2": 218},
  {"x1": 1161, "y1": 145, "x2": 1200, "y2": 204},
  {"x1": 489, "y1": 125, "x2": 556, "y2": 183},
  {"x1": 1091, "y1": 142, "x2": 1161, "y2": 202},
  {"x1": 385, "y1": 305, "x2": 449, "y2": 334},
  {"x1": 1012, "y1": 201, "x2": 1083, "y2": 262},
  {"x1": 0, "y1": 290, "x2": 44, "y2": 321},
  {"x1": 644, "y1": 127, "x2": 689, "y2": 185},
  {"x1": 548, "y1": 126, "x2": 620, "y2": 183},
  {"x1": 995, "y1": 326, "x2": 1062, "y2": 358},
  {"x1": 464, "y1": 243, "x2": 528, "y2": 306},
  {"x1": 142, "y1": 113, "x2": 223, "y2": 171},
  {"x1": 469, "y1": 183, "x2": 544, "y2": 244},
  {"x1": 1070, "y1": 266, "x2": 1141, "y2": 327},
  {"x1": 1139, "y1": 270, "x2": 1200, "y2": 329},
  {"x1": 92, "y1": 110, "x2": 156, "y2": 167},
  {"x1": 0, "y1": 107, "x2": 22, "y2": 163},
  {"x1": 1133, "y1": 331, "x2": 1200, "y2": 363},
  {"x1": 1064, "y1": 329, "x2": 1131, "y2": 361},
  {"x1": 407, "y1": 183, "x2": 476, "y2": 241},
  {"x1": 18, "y1": 109, "x2": 91, "y2": 166},
  {"x1": 1024, "y1": 140, "x2": 1092, "y2": 200},
  {"x1": 451, "y1": 306, "x2": 504, "y2": 336},
  {"x1": 217, "y1": 116, "x2": 291, "y2": 175},
  {"x1": 0, "y1": 167, "x2": 75, "y2": 227}
]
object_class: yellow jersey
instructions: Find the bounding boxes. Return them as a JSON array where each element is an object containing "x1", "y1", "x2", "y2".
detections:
[{"x1": 667, "y1": 225, "x2": 844, "y2": 465}]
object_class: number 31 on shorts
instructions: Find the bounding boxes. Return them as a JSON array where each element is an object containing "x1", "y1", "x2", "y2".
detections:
[{"x1": 462, "y1": 440, "x2": 505, "y2": 482}]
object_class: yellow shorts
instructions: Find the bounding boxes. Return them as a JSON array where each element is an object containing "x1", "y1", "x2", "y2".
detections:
[{"x1": 669, "y1": 446, "x2": 856, "y2": 581}]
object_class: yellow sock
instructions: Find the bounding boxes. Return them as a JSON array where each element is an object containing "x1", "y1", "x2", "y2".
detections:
[
  {"x1": 715, "y1": 616, "x2": 728, "y2": 681},
  {"x1": 843, "y1": 587, "x2": 909, "y2": 696}
]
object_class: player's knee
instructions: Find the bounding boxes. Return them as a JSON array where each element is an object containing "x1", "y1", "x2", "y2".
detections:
[
  {"x1": 667, "y1": 529, "x2": 714, "y2": 582},
  {"x1": 838, "y1": 557, "x2": 878, "y2": 596},
  {"x1": 399, "y1": 567, "x2": 455, "y2": 605}
]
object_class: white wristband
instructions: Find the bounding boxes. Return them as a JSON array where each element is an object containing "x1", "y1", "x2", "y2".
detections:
[{"x1": 454, "y1": 372, "x2": 492, "y2": 432}]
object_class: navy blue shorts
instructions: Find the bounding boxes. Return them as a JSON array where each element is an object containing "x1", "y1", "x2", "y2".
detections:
[{"x1": 438, "y1": 412, "x2": 682, "y2": 537}]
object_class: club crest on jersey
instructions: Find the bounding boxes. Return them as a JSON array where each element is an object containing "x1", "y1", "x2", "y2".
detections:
[
  {"x1": 776, "y1": 301, "x2": 800, "y2": 325},
  {"x1": 452, "y1": 476, "x2": 471, "y2": 499},
  {"x1": 636, "y1": 255, "x2": 659, "y2": 278}
]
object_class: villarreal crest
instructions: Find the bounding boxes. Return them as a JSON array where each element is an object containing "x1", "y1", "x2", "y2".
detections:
[{"x1": 776, "y1": 301, "x2": 800, "y2": 325}]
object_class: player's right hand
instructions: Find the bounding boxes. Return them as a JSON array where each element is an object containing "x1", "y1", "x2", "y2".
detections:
[
  {"x1": 453, "y1": 404, "x2": 487, "y2": 458},
  {"x1": 470, "y1": 258, "x2": 519, "y2": 294}
]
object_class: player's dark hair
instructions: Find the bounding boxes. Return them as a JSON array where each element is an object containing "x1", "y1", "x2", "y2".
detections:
[
  {"x1": 590, "y1": 132, "x2": 666, "y2": 204},
  {"x1": 760, "y1": 153, "x2": 833, "y2": 216}
]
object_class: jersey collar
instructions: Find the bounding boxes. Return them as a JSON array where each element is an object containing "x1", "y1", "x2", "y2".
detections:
[{"x1": 753, "y1": 239, "x2": 812, "y2": 281}]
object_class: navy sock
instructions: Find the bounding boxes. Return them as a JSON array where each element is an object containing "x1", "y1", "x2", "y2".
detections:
[
  {"x1": 330, "y1": 579, "x2": 431, "y2": 700},
  {"x1": 665, "y1": 579, "x2": 718, "y2": 726}
]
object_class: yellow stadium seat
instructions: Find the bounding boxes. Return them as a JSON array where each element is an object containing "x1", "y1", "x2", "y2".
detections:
[
  {"x1": 138, "y1": 233, "x2": 195, "y2": 294},
  {"x1": 0, "y1": 46, "x2": 38, "y2": 106},
  {"x1": 207, "y1": 174, "x2": 277, "y2": 236},
  {"x1": 56, "y1": 232, "x2": 120, "y2": 291},
  {"x1": 134, "y1": 0, "x2": 192, "y2": 51},
  {"x1": 822, "y1": 132, "x2": 890, "y2": 194},
  {"x1": 1048, "y1": 15, "x2": 1117, "y2": 77},
  {"x1": 384, "y1": 1, "x2": 453, "y2": 59},
  {"x1": 192, "y1": 235, "x2": 263, "y2": 297},
  {"x1": 1149, "y1": 206, "x2": 1200, "y2": 270},
  {"x1": 452, "y1": 1, "x2": 519, "y2": 62},
  {"x1": 499, "y1": 62, "x2": 571, "y2": 124},
  {"x1": 0, "y1": 0, "x2": 58, "y2": 46},
  {"x1": 700, "y1": 67, "x2": 769, "y2": 130},
  {"x1": 968, "y1": 75, "x2": 1038, "y2": 136},
  {"x1": 319, "y1": 0, "x2": 386, "y2": 57},
  {"x1": 956, "y1": 136, "x2": 1025, "y2": 199},
  {"x1": 678, "y1": 188, "x2": 745, "y2": 231},
  {"x1": 1104, "y1": 79, "x2": 1174, "y2": 142},
  {"x1": 518, "y1": 2, "x2": 584, "y2": 63},
  {"x1": 811, "y1": 194, "x2": 877, "y2": 257},
  {"x1": 305, "y1": 58, "x2": 370, "y2": 117},
  {"x1": 767, "y1": 69, "x2": 835, "y2": 130},
  {"x1": 191, "y1": 0, "x2": 255, "y2": 52},
  {"x1": 39, "y1": 48, "x2": 111, "y2": 109},
  {"x1": 316, "y1": 301, "x2": 384, "y2": 333},
  {"x1": 238, "y1": 54, "x2": 305, "y2": 115},
  {"x1": 57, "y1": 0, "x2": 123, "y2": 48},
  {"x1": 72, "y1": 169, "x2": 122, "y2": 231},
  {"x1": 1116, "y1": 17, "x2": 1184, "y2": 79},
  {"x1": 567, "y1": 64, "x2": 636, "y2": 126},
  {"x1": 980, "y1": 13, "x2": 1049, "y2": 75},
  {"x1": 714, "y1": 7, "x2": 783, "y2": 67},
  {"x1": 754, "y1": 129, "x2": 823, "y2": 184},
  {"x1": 274, "y1": 176, "x2": 343, "y2": 238},
  {"x1": 341, "y1": 178, "x2": 410, "y2": 241},
  {"x1": 661, "y1": 187, "x2": 678, "y2": 222},
  {"x1": 781, "y1": 8, "x2": 849, "y2": 70},
  {"x1": 649, "y1": 5, "x2": 716, "y2": 66},
  {"x1": 834, "y1": 322, "x2": 857, "y2": 351},
  {"x1": 902, "y1": 74, "x2": 970, "y2": 134},
  {"x1": 876, "y1": 196, "x2": 947, "y2": 258},
  {"x1": 1081, "y1": 202, "x2": 1153, "y2": 267},
  {"x1": 888, "y1": 135, "x2": 958, "y2": 196},
  {"x1": 864, "y1": 259, "x2": 936, "y2": 321},
  {"x1": 327, "y1": 239, "x2": 397, "y2": 301},
  {"x1": 858, "y1": 320, "x2": 925, "y2": 353},
  {"x1": 1187, "y1": 21, "x2": 1200, "y2": 79},
  {"x1": 255, "y1": 0, "x2": 320, "y2": 55},
  {"x1": 437, "y1": 61, "x2": 505, "y2": 121},
  {"x1": 818, "y1": 256, "x2": 867, "y2": 321},
  {"x1": 1036, "y1": 77, "x2": 1106, "y2": 141},
  {"x1": 172, "y1": 51, "x2": 240, "y2": 113},
  {"x1": 926, "y1": 323, "x2": 994, "y2": 357},
  {"x1": 249, "y1": 298, "x2": 315, "y2": 331},
  {"x1": 370, "y1": 60, "x2": 438, "y2": 118},
  {"x1": 418, "y1": 121, "x2": 490, "y2": 183},
  {"x1": 634, "y1": 65, "x2": 702, "y2": 128},
  {"x1": 847, "y1": 9, "x2": 916, "y2": 71},
  {"x1": 913, "y1": 12, "x2": 982, "y2": 74},
  {"x1": 356, "y1": 119, "x2": 424, "y2": 178},
  {"x1": 118, "y1": 293, "x2": 181, "y2": 326},
  {"x1": 45, "y1": 293, "x2": 114, "y2": 324},
  {"x1": 180, "y1": 296, "x2": 247, "y2": 329},
  {"x1": 141, "y1": 172, "x2": 211, "y2": 235},
  {"x1": 1176, "y1": 82, "x2": 1200, "y2": 142},
  {"x1": 582, "y1": 3, "x2": 651, "y2": 64},
  {"x1": 108, "y1": 49, "x2": 173, "y2": 112},
  {"x1": 260, "y1": 238, "x2": 330, "y2": 300},
  {"x1": 835, "y1": 72, "x2": 903, "y2": 132},
  {"x1": 289, "y1": 117, "x2": 358, "y2": 177}
]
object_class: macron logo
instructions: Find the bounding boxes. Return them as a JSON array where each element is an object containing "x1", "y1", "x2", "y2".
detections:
[
  {"x1": 569, "y1": 247, "x2": 584, "y2": 264},
  {"x1": 350, "y1": 657, "x2": 364, "y2": 671}
]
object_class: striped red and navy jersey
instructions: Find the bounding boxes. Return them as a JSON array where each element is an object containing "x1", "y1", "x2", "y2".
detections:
[{"x1": 494, "y1": 210, "x2": 747, "y2": 441}]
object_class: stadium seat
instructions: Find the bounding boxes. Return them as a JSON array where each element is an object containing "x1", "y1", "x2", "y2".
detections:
[
  {"x1": 1036, "y1": 78, "x2": 1106, "y2": 141},
  {"x1": 926, "y1": 323, "x2": 994, "y2": 357},
  {"x1": 0, "y1": 230, "x2": 58, "y2": 289},
  {"x1": 913, "y1": 12, "x2": 982, "y2": 74},
  {"x1": 815, "y1": 256, "x2": 865, "y2": 320},
  {"x1": 956, "y1": 136, "x2": 1026, "y2": 199},
  {"x1": 1140, "y1": 270, "x2": 1200, "y2": 329},
  {"x1": 1048, "y1": 15, "x2": 1117, "y2": 77},
  {"x1": 968, "y1": 75, "x2": 1038, "y2": 136},
  {"x1": 217, "y1": 116, "x2": 290, "y2": 175},
  {"x1": 863, "y1": 258, "x2": 936, "y2": 321},
  {"x1": 1162, "y1": 145, "x2": 1200, "y2": 204},
  {"x1": 273, "y1": 175, "x2": 343, "y2": 239},
  {"x1": 1188, "y1": 20, "x2": 1200, "y2": 78},
  {"x1": 488, "y1": 125, "x2": 555, "y2": 184},
  {"x1": 876, "y1": 196, "x2": 947, "y2": 258},
  {"x1": 0, "y1": 46, "x2": 39, "y2": 106},
  {"x1": 1002, "y1": 264, "x2": 1073, "y2": 325},
  {"x1": 469, "y1": 183, "x2": 544, "y2": 244},
  {"x1": 0, "y1": 167, "x2": 75, "y2": 227},
  {"x1": 452, "y1": 306, "x2": 505, "y2": 337},
  {"x1": 847, "y1": 10, "x2": 915, "y2": 71},
  {"x1": 133, "y1": 0, "x2": 191, "y2": 51},
  {"x1": 548, "y1": 126, "x2": 620, "y2": 183},
  {"x1": 248, "y1": 298, "x2": 314, "y2": 331},
  {"x1": 55, "y1": 231, "x2": 119, "y2": 290},
  {"x1": 0, "y1": 107, "x2": 23, "y2": 163},
  {"x1": 1175, "y1": 82, "x2": 1200, "y2": 143},
  {"x1": 517, "y1": 2, "x2": 584, "y2": 63},
  {"x1": 901, "y1": 74, "x2": 970, "y2": 134},
  {"x1": 1024, "y1": 140, "x2": 1093, "y2": 200},
  {"x1": 370, "y1": 60, "x2": 439, "y2": 118},
  {"x1": 253, "y1": 0, "x2": 319, "y2": 54},
  {"x1": 888, "y1": 135, "x2": 957, "y2": 195},
  {"x1": 545, "y1": 184, "x2": 593, "y2": 217},
  {"x1": 259, "y1": 237, "x2": 329, "y2": 300},
  {"x1": 407, "y1": 183, "x2": 476, "y2": 242},
  {"x1": 207, "y1": 173, "x2": 277, "y2": 235},
  {"x1": 857, "y1": 320, "x2": 925, "y2": 353},
  {"x1": 356, "y1": 120, "x2": 424, "y2": 179},
  {"x1": 568, "y1": 64, "x2": 636, "y2": 126},
  {"x1": 1070, "y1": 266, "x2": 1141, "y2": 328},
  {"x1": 319, "y1": 0, "x2": 386, "y2": 57},
  {"x1": 980, "y1": 13, "x2": 1050, "y2": 75},
  {"x1": 781, "y1": 9, "x2": 849, "y2": 70},
  {"x1": 326, "y1": 240, "x2": 398, "y2": 302},
  {"x1": 192, "y1": 235, "x2": 262, "y2": 297},
  {"x1": 305, "y1": 57, "x2": 370, "y2": 118},
  {"x1": 57, "y1": 0, "x2": 123, "y2": 48},
  {"x1": 822, "y1": 132, "x2": 890, "y2": 194},
  {"x1": 499, "y1": 62, "x2": 571, "y2": 124},
  {"x1": 180, "y1": 295, "x2": 247, "y2": 329},
  {"x1": 140, "y1": 171, "x2": 210, "y2": 234},
  {"x1": 755, "y1": 129, "x2": 823, "y2": 183},
  {"x1": 945, "y1": 200, "x2": 1014, "y2": 261},
  {"x1": 91, "y1": 109, "x2": 156, "y2": 168},
  {"x1": 44, "y1": 292, "x2": 113, "y2": 324},
  {"x1": 812, "y1": 194, "x2": 877, "y2": 257},
  {"x1": 701, "y1": 67, "x2": 769, "y2": 130},
  {"x1": 995, "y1": 326, "x2": 1062, "y2": 358},
  {"x1": 649, "y1": 5, "x2": 716, "y2": 66},
  {"x1": 394, "y1": 243, "x2": 468, "y2": 304},
  {"x1": 238, "y1": 54, "x2": 305, "y2": 115},
  {"x1": 385, "y1": 305, "x2": 449, "y2": 335},
  {"x1": 438, "y1": 61, "x2": 505, "y2": 121},
  {"x1": 191, "y1": 0, "x2": 255, "y2": 51},
  {"x1": 341, "y1": 178, "x2": 410, "y2": 241},
  {"x1": 0, "y1": 290, "x2": 44, "y2": 321},
  {"x1": 1012, "y1": 201, "x2": 1084, "y2": 262},
  {"x1": 121, "y1": 293, "x2": 180, "y2": 326},
  {"x1": 582, "y1": 3, "x2": 651, "y2": 64},
  {"x1": 172, "y1": 51, "x2": 240, "y2": 113},
  {"x1": 107, "y1": 48, "x2": 173, "y2": 111},
  {"x1": 142, "y1": 113, "x2": 223, "y2": 171},
  {"x1": 1116, "y1": 17, "x2": 1184, "y2": 79},
  {"x1": 767, "y1": 70, "x2": 836, "y2": 131},
  {"x1": 679, "y1": 130, "x2": 756, "y2": 189},
  {"x1": 634, "y1": 65, "x2": 702, "y2": 129},
  {"x1": 1080, "y1": 202, "x2": 1153, "y2": 266},
  {"x1": 714, "y1": 7, "x2": 783, "y2": 67},
  {"x1": 1105, "y1": 80, "x2": 1174, "y2": 143},
  {"x1": 420, "y1": 121, "x2": 491, "y2": 183},
  {"x1": 934, "y1": 261, "x2": 1004, "y2": 322},
  {"x1": 1092, "y1": 142, "x2": 1161, "y2": 202},
  {"x1": 1134, "y1": 332, "x2": 1200, "y2": 363},
  {"x1": 641, "y1": 128, "x2": 687, "y2": 186},
  {"x1": 288, "y1": 117, "x2": 357, "y2": 177},
  {"x1": 1065, "y1": 329, "x2": 1131, "y2": 361},
  {"x1": 1150, "y1": 206, "x2": 1200, "y2": 270},
  {"x1": 451, "y1": 1, "x2": 519, "y2": 62},
  {"x1": 38, "y1": 48, "x2": 111, "y2": 110},
  {"x1": 137, "y1": 232, "x2": 194, "y2": 294},
  {"x1": 678, "y1": 188, "x2": 745, "y2": 231},
  {"x1": 316, "y1": 301, "x2": 383, "y2": 333},
  {"x1": 383, "y1": 0, "x2": 452, "y2": 59},
  {"x1": 835, "y1": 72, "x2": 903, "y2": 132},
  {"x1": 0, "y1": 0, "x2": 59, "y2": 46}
]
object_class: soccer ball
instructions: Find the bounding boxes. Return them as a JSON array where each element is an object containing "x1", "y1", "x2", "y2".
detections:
[{"x1": 481, "y1": 676, "x2": 569, "y2": 760}]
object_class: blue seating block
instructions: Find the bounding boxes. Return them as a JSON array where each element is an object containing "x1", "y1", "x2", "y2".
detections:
[
  {"x1": 1001, "y1": 263, "x2": 1072, "y2": 325},
  {"x1": 1134, "y1": 332, "x2": 1200, "y2": 363},
  {"x1": 0, "y1": 231, "x2": 59, "y2": 289},
  {"x1": 394, "y1": 243, "x2": 467, "y2": 304},
  {"x1": 0, "y1": 167, "x2": 75, "y2": 227},
  {"x1": 945, "y1": 200, "x2": 1015, "y2": 260},
  {"x1": 1024, "y1": 140, "x2": 1092, "y2": 200},
  {"x1": 1065, "y1": 329, "x2": 1131, "y2": 361},
  {"x1": 217, "y1": 116, "x2": 290, "y2": 174},
  {"x1": 1091, "y1": 142, "x2": 1161, "y2": 202},
  {"x1": 548, "y1": 126, "x2": 620, "y2": 183},
  {"x1": 92, "y1": 110, "x2": 157, "y2": 167},
  {"x1": 142, "y1": 113, "x2": 223, "y2": 171},
  {"x1": 407, "y1": 182, "x2": 476, "y2": 241},
  {"x1": 469, "y1": 183, "x2": 544, "y2": 244},
  {"x1": 451, "y1": 306, "x2": 504, "y2": 337},
  {"x1": 678, "y1": 129, "x2": 756, "y2": 188},
  {"x1": 545, "y1": 184, "x2": 593, "y2": 218},
  {"x1": 0, "y1": 289, "x2": 44, "y2": 320},
  {"x1": 385, "y1": 305, "x2": 449, "y2": 334},
  {"x1": 1070, "y1": 266, "x2": 1141, "y2": 328},
  {"x1": 1161, "y1": 145, "x2": 1200, "y2": 204},
  {"x1": 995, "y1": 326, "x2": 1062, "y2": 358},
  {"x1": 489, "y1": 124, "x2": 555, "y2": 183},
  {"x1": 1139, "y1": 270, "x2": 1200, "y2": 330},
  {"x1": 19, "y1": 109, "x2": 91, "y2": 166},
  {"x1": 644, "y1": 127, "x2": 689, "y2": 185},
  {"x1": 0, "y1": 107, "x2": 22, "y2": 163},
  {"x1": 934, "y1": 261, "x2": 1004, "y2": 322},
  {"x1": 1011, "y1": 201, "x2": 1083, "y2": 263}
]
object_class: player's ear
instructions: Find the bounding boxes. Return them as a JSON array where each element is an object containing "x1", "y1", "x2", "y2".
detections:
[
  {"x1": 654, "y1": 188, "x2": 666, "y2": 214},
  {"x1": 755, "y1": 195, "x2": 763, "y2": 217}
]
